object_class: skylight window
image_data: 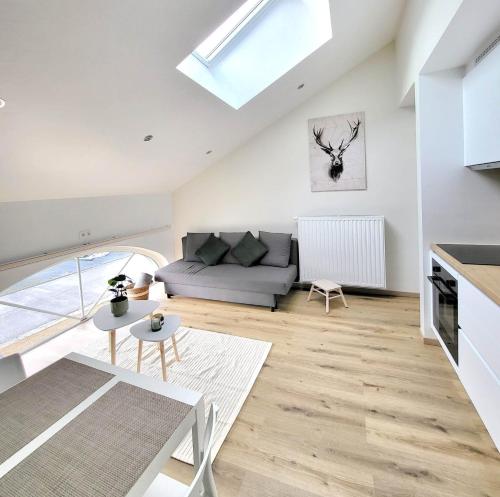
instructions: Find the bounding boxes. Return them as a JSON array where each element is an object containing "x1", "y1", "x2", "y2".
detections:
[
  {"x1": 193, "y1": 0, "x2": 273, "y2": 65},
  {"x1": 177, "y1": 0, "x2": 332, "y2": 109}
]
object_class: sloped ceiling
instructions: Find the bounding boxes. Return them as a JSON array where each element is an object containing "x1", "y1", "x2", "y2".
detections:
[
  {"x1": 423, "y1": 0, "x2": 500, "y2": 74},
  {"x1": 0, "y1": 0, "x2": 405, "y2": 201}
]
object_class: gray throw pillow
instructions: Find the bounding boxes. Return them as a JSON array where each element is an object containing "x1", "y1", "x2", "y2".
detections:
[
  {"x1": 231, "y1": 231, "x2": 268, "y2": 267},
  {"x1": 195, "y1": 234, "x2": 230, "y2": 266},
  {"x1": 184, "y1": 232, "x2": 213, "y2": 262},
  {"x1": 259, "y1": 231, "x2": 292, "y2": 268},
  {"x1": 219, "y1": 232, "x2": 245, "y2": 264}
]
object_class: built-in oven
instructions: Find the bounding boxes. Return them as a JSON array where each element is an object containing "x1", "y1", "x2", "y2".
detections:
[{"x1": 427, "y1": 260, "x2": 459, "y2": 365}]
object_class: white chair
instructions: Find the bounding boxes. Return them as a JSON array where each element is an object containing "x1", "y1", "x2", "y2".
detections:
[
  {"x1": 0, "y1": 353, "x2": 26, "y2": 394},
  {"x1": 144, "y1": 404, "x2": 219, "y2": 497}
]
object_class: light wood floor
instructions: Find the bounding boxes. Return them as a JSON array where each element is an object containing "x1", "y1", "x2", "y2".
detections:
[{"x1": 162, "y1": 290, "x2": 500, "y2": 497}]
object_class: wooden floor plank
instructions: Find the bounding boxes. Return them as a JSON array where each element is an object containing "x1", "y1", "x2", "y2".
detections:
[{"x1": 161, "y1": 290, "x2": 500, "y2": 497}]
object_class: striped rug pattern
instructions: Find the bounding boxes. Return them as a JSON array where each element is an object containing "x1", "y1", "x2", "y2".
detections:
[{"x1": 74, "y1": 325, "x2": 271, "y2": 464}]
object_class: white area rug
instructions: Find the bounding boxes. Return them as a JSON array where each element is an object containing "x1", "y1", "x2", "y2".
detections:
[{"x1": 73, "y1": 326, "x2": 271, "y2": 465}]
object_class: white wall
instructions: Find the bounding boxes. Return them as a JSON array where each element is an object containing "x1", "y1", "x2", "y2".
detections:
[
  {"x1": 173, "y1": 44, "x2": 419, "y2": 293},
  {"x1": 0, "y1": 193, "x2": 173, "y2": 291},
  {"x1": 399, "y1": 0, "x2": 500, "y2": 337},
  {"x1": 396, "y1": 0, "x2": 463, "y2": 105},
  {"x1": 416, "y1": 69, "x2": 500, "y2": 337}
]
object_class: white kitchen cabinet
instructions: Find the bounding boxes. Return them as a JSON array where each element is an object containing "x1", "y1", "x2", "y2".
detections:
[
  {"x1": 457, "y1": 274, "x2": 500, "y2": 450},
  {"x1": 459, "y1": 276, "x2": 500, "y2": 379},
  {"x1": 463, "y1": 38, "x2": 500, "y2": 168},
  {"x1": 458, "y1": 330, "x2": 500, "y2": 449},
  {"x1": 430, "y1": 248, "x2": 500, "y2": 451}
]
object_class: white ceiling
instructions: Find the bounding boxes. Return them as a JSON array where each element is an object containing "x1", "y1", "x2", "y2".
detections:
[
  {"x1": 0, "y1": 0, "x2": 405, "y2": 201},
  {"x1": 423, "y1": 0, "x2": 500, "y2": 75}
]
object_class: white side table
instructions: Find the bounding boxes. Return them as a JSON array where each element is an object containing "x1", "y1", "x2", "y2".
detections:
[
  {"x1": 130, "y1": 315, "x2": 181, "y2": 381},
  {"x1": 307, "y1": 280, "x2": 348, "y2": 314},
  {"x1": 93, "y1": 300, "x2": 159, "y2": 365}
]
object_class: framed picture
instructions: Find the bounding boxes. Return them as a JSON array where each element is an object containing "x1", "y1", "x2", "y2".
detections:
[{"x1": 308, "y1": 111, "x2": 366, "y2": 192}]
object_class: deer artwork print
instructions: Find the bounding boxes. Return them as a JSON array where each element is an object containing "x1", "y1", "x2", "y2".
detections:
[
  {"x1": 313, "y1": 120, "x2": 360, "y2": 181},
  {"x1": 308, "y1": 112, "x2": 366, "y2": 192}
]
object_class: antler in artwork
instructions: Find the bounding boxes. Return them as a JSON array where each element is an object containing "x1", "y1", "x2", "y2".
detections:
[
  {"x1": 339, "y1": 119, "x2": 360, "y2": 153},
  {"x1": 312, "y1": 119, "x2": 361, "y2": 182},
  {"x1": 312, "y1": 126, "x2": 333, "y2": 154}
]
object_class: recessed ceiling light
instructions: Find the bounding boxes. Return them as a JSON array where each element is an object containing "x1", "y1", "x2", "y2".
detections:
[
  {"x1": 0, "y1": 99, "x2": 6, "y2": 108},
  {"x1": 297, "y1": 83, "x2": 305, "y2": 90},
  {"x1": 144, "y1": 135, "x2": 153, "y2": 141},
  {"x1": 206, "y1": 150, "x2": 213, "y2": 155}
]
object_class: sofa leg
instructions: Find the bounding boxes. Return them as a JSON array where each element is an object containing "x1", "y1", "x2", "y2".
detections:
[
  {"x1": 166, "y1": 293, "x2": 173, "y2": 299},
  {"x1": 270, "y1": 296, "x2": 278, "y2": 312}
]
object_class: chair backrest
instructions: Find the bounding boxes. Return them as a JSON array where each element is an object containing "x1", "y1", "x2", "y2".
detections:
[
  {"x1": 0, "y1": 353, "x2": 26, "y2": 394},
  {"x1": 186, "y1": 403, "x2": 218, "y2": 497}
]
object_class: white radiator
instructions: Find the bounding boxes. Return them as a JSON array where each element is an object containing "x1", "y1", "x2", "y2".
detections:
[{"x1": 297, "y1": 216, "x2": 386, "y2": 288}]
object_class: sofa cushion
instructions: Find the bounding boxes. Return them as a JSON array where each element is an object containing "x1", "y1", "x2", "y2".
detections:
[
  {"x1": 184, "y1": 232, "x2": 213, "y2": 262},
  {"x1": 232, "y1": 231, "x2": 268, "y2": 267},
  {"x1": 259, "y1": 231, "x2": 292, "y2": 268},
  {"x1": 195, "y1": 234, "x2": 229, "y2": 266},
  {"x1": 155, "y1": 260, "x2": 297, "y2": 295},
  {"x1": 219, "y1": 232, "x2": 245, "y2": 264}
]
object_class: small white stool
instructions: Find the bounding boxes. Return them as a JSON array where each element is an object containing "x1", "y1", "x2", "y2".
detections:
[{"x1": 307, "y1": 280, "x2": 348, "y2": 314}]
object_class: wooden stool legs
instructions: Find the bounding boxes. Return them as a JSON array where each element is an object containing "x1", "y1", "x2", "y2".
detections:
[
  {"x1": 307, "y1": 285, "x2": 314, "y2": 302},
  {"x1": 109, "y1": 330, "x2": 117, "y2": 365},
  {"x1": 172, "y1": 334, "x2": 180, "y2": 362},
  {"x1": 135, "y1": 334, "x2": 181, "y2": 382},
  {"x1": 159, "y1": 341, "x2": 167, "y2": 381},
  {"x1": 307, "y1": 284, "x2": 349, "y2": 314},
  {"x1": 339, "y1": 288, "x2": 348, "y2": 308},
  {"x1": 137, "y1": 339, "x2": 143, "y2": 373}
]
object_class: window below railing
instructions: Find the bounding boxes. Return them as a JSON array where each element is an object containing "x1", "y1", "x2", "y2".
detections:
[{"x1": 0, "y1": 250, "x2": 160, "y2": 355}]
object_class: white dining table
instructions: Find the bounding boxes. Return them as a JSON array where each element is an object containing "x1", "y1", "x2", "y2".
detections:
[{"x1": 0, "y1": 352, "x2": 205, "y2": 497}]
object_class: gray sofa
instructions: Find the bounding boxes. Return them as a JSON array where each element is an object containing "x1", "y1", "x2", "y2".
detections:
[{"x1": 155, "y1": 236, "x2": 299, "y2": 310}]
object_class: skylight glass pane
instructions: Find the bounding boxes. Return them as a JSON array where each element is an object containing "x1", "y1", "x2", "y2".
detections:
[
  {"x1": 178, "y1": 0, "x2": 332, "y2": 109},
  {"x1": 194, "y1": 0, "x2": 271, "y2": 62}
]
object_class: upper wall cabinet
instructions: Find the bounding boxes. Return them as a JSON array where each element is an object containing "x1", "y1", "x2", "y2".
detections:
[{"x1": 463, "y1": 37, "x2": 500, "y2": 170}]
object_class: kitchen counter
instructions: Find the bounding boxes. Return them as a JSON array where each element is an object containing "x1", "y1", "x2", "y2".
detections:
[
  {"x1": 431, "y1": 244, "x2": 500, "y2": 306},
  {"x1": 429, "y1": 244, "x2": 500, "y2": 451}
]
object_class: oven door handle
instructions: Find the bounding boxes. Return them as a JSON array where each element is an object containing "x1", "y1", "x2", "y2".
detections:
[{"x1": 427, "y1": 275, "x2": 457, "y2": 299}]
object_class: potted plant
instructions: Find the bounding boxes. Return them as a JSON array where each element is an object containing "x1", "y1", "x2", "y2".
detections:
[{"x1": 108, "y1": 274, "x2": 133, "y2": 317}]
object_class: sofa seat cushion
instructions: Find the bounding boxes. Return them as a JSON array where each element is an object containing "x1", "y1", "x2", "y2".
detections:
[{"x1": 155, "y1": 260, "x2": 297, "y2": 295}]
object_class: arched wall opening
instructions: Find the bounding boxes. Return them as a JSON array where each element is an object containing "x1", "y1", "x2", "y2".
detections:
[{"x1": 0, "y1": 246, "x2": 166, "y2": 356}]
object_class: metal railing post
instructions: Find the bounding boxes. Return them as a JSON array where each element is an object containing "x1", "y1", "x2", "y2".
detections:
[{"x1": 75, "y1": 257, "x2": 86, "y2": 320}]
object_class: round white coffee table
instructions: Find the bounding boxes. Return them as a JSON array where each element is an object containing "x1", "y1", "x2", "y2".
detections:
[
  {"x1": 93, "y1": 300, "x2": 159, "y2": 365},
  {"x1": 129, "y1": 314, "x2": 181, "y2": 381}
]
